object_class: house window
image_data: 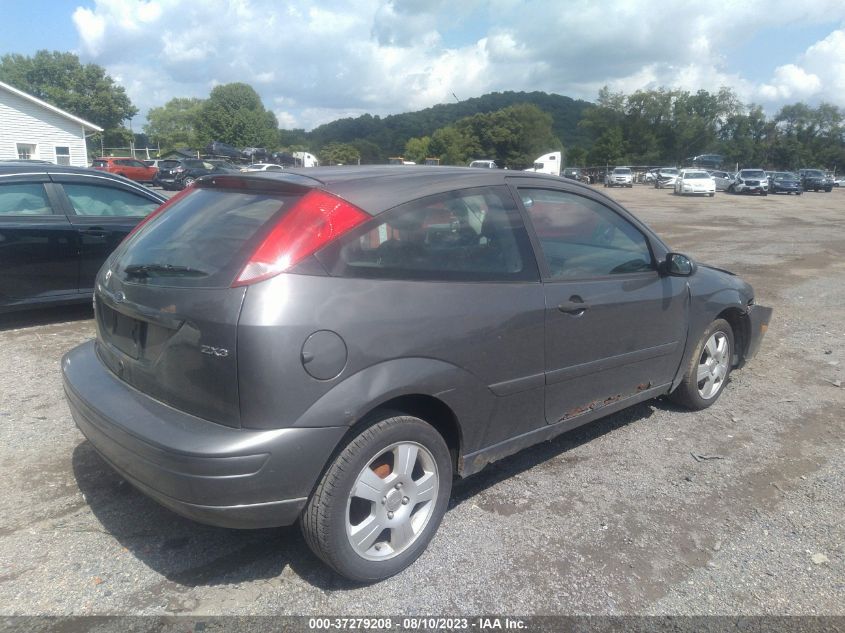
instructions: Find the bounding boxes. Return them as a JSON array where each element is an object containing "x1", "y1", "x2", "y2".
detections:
[
  {"x1": 16, "y1": 143, "x2": 37, "y2": 160},
  {"x1": 55, "y1": 146, "x2": 71, "y2": 166}
]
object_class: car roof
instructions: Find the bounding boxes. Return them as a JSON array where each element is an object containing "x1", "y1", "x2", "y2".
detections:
[{"x1": 204, "y1": 165, "x2": 595, "y2": 215}]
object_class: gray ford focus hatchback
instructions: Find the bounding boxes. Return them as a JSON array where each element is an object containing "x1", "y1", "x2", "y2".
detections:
[{"x1": 62, "y1": 166, "x2": 772, "y2": 581}]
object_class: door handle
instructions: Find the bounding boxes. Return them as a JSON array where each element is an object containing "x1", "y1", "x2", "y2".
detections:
[
  {"x1": 558, "y1": 297, "x2": 590, "y2": 315},
  {"x1": 80, "y1": 227, "x2": 108, "y2": 237}
]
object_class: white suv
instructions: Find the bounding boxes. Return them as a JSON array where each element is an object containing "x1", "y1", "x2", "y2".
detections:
[
  {"x1": 605, "y1": 167, "x2": 633, "y2": 188},
  {"x1": 729, "y1": 169, "x2": 769, "y2": 195}
]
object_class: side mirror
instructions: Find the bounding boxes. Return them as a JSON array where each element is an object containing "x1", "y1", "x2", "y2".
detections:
[{"x1": 662, "y1": 252, "x2": 696, "y2": 276}]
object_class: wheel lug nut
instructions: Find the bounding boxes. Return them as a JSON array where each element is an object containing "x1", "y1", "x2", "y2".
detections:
[
  {"x1": 402, "y1": 496, "x2": 409, "y2": 505},
  {"x1": 374, "y1": 544, "x2": 381, "y2": 551},
  {"x1": 395, "y1": 482, "x2": 402, "y2": 489},
  {"x1": 387, "y1": 511, "x2": 394, "y2": 519}
]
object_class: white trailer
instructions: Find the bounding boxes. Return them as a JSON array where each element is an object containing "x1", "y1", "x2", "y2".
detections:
[
  {"x1": 523, "y1": 151, "x2": 561, "y2": 176},
  {"x1": 293, "y1": 151, "x2": 319, "y2": 167}
]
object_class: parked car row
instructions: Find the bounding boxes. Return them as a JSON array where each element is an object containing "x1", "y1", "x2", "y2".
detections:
[{"x1": 635, "y1": 166, "x2": 835, "y2": 197}]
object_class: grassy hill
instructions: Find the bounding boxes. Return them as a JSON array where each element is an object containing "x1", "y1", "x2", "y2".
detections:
[{"x1": 306, "y1": 91, "x2": 594, "y2": 156}]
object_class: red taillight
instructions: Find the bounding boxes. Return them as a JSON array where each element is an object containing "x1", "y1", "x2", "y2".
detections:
[
  {"x1": 233, "y1": 189, "x2": 368, "y2": 287},
  {"x1": 121, "y1": 186, "x2": 195, "y2": 244}
]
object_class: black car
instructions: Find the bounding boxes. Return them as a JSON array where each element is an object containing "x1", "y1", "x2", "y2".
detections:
[
  {"x1": 205, "y1": 141, "x2": 242, "y2": 161},
  {"x1": 0, "y1": 163, "x2": 165, "y2": 313},
  {"x1": 151, "y1": 159, "x2": 183, "y2": 189},
  {"x1": 768, "y1": 172, "x2": 803, "y2": 195},
  {"x1": 241, "y1": 147, "x2": 269, "y2": 162},
  {"x1": 62, "y1": 166, "x2": 772, "y2": 582},
  {"x1": 798, "y1": 169, "x2": 833, "y2": 192},
  {"x1": 157, "y1": 159, "x2": 241, "y2": 190}
]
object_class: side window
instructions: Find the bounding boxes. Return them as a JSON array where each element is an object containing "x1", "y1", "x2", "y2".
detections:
[
  {"x1": 520, "y1": 188, "x2": 654, "y2": 279},
  {"x1": 0, "y1": 183, "x2": 53, "y2": 216},
  {"x1": 62, "y1": 183, "x2": 159, "y2": 218},
  {"x1": 318, "y1": 186, "x2": 538, "y2": 282}
]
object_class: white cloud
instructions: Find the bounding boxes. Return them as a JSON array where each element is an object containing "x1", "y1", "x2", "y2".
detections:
[
  {"x1": 759, "y1": 65, "x2": 823, "y2": 101},
  {"x1": 70, "y1": 0, "x2": 845, "y2": 131}
]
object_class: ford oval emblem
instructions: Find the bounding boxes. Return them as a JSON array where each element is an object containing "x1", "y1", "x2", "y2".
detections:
[{"x1": 114, "y1": 291, "x2": 126, "y2": 303}]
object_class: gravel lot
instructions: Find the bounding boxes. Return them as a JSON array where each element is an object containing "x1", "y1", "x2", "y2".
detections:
[{"x1": 0, "y1": 184, "x2": 842, "y2": 616}]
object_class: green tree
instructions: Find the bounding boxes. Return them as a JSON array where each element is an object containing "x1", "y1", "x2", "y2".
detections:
[
  {"x1": 194, "y1": 83, "x2": 278, "y2": 149},
  {"x1": 566, "y1": 146, "x2": 587, "y2": 166},
  {"x1": 718, "y1": 105, "x2": 772, "y2": 167},
  {"x1": 0, "y1": 50, "x2": 138, "y2": 155},
  {"x1": 455, "y1": 103, "x2": 561, "y2": 167},
  {"x1": 0, "y1": 50, "x2": 137, "y2": 129},
  {"x1": 319, "y1": 142, "x2": 360, "y2": 165},
  {"x1": 587, "y1": 127, "x2": 625, "y2": 165},
  {"x1": 404, "y1": 136, "x2": 431, "y2": 164},
  {"x1": 279, "y1": 128, "x2": 309, "y2": 147},
  {"x1": 350, "y1": 139, "x2": 384, "y2": 164},
  {"x1": 144, "y1": 97, "x2": 204, "y2": 151},
  {"x1": 428, "y1": 125, "x2": 478, "y2": 165}
]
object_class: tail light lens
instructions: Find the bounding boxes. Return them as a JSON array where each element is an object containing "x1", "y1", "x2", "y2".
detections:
[
  {"x1": 120, "y1": 187, "x2": 195, "y2": 244},
  {"x1": 233, "y1": 189, "x2": 368, "y2": 287}
]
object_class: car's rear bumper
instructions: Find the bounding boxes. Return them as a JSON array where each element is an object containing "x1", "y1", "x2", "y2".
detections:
[
  {"x1": 744, "y1": 304, "x2": 773, "y2": 362},
  {"x1": 62, "y1": 341, "x2": 347, "y2": 529}
]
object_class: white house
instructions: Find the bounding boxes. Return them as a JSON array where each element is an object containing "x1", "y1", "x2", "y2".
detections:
[{"x1": 0, "y1": 80, "x2": 103, "y2": 167}]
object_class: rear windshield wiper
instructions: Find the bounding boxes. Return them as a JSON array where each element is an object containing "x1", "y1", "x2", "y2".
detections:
[{"x1": 123, "y1": 263, "x2": 208, "y2": 278}]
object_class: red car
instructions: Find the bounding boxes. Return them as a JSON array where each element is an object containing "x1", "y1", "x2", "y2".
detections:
[{"x1": 92, "y1": 157, "x2": 157, "y2": 183}]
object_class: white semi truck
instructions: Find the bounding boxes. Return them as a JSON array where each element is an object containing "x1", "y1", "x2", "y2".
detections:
[{"x1": 523, "y1": 151, "x2": 562, "y2": 176}]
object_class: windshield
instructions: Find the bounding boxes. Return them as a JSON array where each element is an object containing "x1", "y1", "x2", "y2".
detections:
[
  {"x1": 740, "y1": 170, "x2": 766, "y2": 178},
  {"x1": 685, "y1": 172, "x2": 710, "y2": 179},
  {"x1": 774, "y1": 172, "x2": 796, "y2": 180},
  {"x1": 613, "y1": 168, "x2": 631, "y2": 174},
  {"x1": 661, "y1": 168, "x2": 679, "y2": 175},
  {"x1": 803, "y1": 169, "x2": 824, "y2": 177}
]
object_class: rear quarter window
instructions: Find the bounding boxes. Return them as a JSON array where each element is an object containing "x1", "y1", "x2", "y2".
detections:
[{"x1": 317, "y1": 186, "x2": 538, "y2": 282}]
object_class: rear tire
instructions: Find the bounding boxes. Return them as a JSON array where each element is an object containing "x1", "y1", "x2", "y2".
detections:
[
  {"x1": 669, "y1": 319, "x2": 734, "y2": 410},
  {"x1": 300, "y1": 413, "x2": 452, "y2": 582}
]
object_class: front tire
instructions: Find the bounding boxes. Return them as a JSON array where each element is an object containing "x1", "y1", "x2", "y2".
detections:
[
  {"x1": 301, "y1": 413, "x2": 452, "y2": 582},
  {"x1": 669, "y1": 319, "x2": 734, "y2": 410}
]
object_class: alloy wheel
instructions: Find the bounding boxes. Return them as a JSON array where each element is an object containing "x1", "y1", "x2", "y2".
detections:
[
  {"x1": 346, "y1": 442, "x2": 439, "y2": 561},
  {"x1": 696, "y1": 331, "x2": 730, "y2": 399}
]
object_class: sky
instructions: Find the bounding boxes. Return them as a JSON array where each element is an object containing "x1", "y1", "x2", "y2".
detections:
[{"x1": 1, "y1": 0, "x2": 845, "y2": 132}]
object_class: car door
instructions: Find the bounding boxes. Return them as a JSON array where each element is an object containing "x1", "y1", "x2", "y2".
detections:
[
  {"x1": 513, "y1": 183, "x2": 689, "y2": 425},
  {"x1": 50, "y1": 175, "x2": 162, "y2": 292},
  {"x1": 121, "y1": 159, "x2": 148, "y2": 181},
  {"x1": 0, "y1": 174, "x2": 79, "y2": 303}
]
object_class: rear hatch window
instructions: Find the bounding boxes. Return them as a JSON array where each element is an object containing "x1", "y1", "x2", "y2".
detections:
[{"x1": 115, "y1": 188, "x2": 303, "y2": 287}]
